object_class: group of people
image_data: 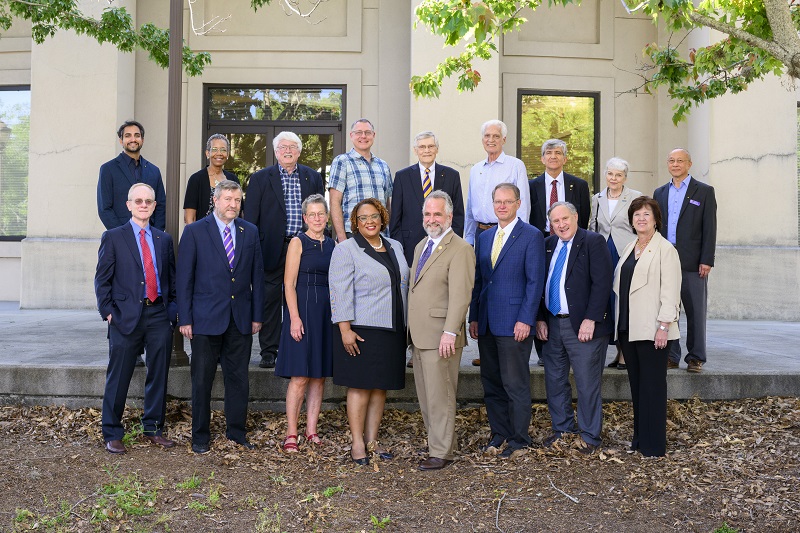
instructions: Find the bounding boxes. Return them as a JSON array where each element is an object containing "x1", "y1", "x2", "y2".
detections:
[{"x1": 93, "y1": 116, "x2": 716, "y2": 465}]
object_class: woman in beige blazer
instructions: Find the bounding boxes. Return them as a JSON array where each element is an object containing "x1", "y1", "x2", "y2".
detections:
[
  {"x1": 590, "y1": 157, "x2": 642, "y2": 370},
  {"x1": 613, "y1": 196, "x2": 681, "y2": 457}
]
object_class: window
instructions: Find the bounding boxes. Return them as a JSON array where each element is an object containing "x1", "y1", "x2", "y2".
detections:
[
  {"x1": 0, "y1": 87, "x2": 30, "y2": 239},
  {"x1": 518, "y1": 91, "x2": 599, "y2": 194}
]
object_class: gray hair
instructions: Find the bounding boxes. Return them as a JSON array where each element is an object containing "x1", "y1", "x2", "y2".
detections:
[
  {"x1": 272, "y1": 131, "x2": 303, "y2": 152},
  {"x1": 547, "y1": 201, "x2": 578, "y2": 220},
  {"x1": 213, "y1": 179, "x2": 242, "y2": 199},
  {"x1": 541, "y1": 139, "x2": 568, "y2": 157},
  {"x1": 422, "y1": 190, "x2": 454, "y2": 216},
  {"x1": 605, "y1": 157, "x2": 629, "y2": 177},
  {"x1": 302, "y1": 193, "x2": 328, "y2": 215},
  {"x1": 481, "y1": 120, "x2": 507, "y2": 138},
  {"x1": 414, "y1": 131, "x2": 439, "y2": 147},
  {"x1": 492, "y1": 182, "x2": 520, "y2": 201},
  {"x1": 206, "y1": 133, "x2": 230, "y2": 153},
  {"x1": 128, "y1": 183, "x2": 155, "y2": 200},
  {"x1": 350, "y1": 118, "x2": 374, "y2": 131}
]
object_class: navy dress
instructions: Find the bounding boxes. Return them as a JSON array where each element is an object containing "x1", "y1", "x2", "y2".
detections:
[{"x1": 275, "y1": 233, "x2": 335, "y2": 379}]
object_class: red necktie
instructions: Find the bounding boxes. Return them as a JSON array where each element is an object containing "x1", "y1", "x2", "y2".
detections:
[
  {"x1": 549, "y1": 180, "x2": 558, "y2": 235},
  {"x1": 140, "y1": 229, "x2": 158, "y2": 301}
]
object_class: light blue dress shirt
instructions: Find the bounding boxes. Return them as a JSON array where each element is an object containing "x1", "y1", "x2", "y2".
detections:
[{"x1": 667, "y1": 175, "x2": 691, "y2": 244}]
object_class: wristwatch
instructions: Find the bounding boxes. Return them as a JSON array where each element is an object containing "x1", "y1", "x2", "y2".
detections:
[{"x1": 658, "y1": 324, "x2": 668, "y2": 331}]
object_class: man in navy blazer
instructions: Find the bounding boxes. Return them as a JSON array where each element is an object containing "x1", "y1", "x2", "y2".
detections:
[
  {"x1": 178, "y1": 180, "x2": 265, "y2": 454},
  {"x1": 95, "y1": 183, "x2": 178, "y2": 454},
  {"x1": 536, "y1": 202, "x2": 613, "y2": 454},
  {"x1": 469, "y1": 183, "x2": 545, "y2": 458},
  {"x1": 654, "y1": 148, "x2": 717, "y2": 373},
  {"x1": 97, "y1": 121, "x2": 166, "y2": 231},
  {"x1": 389, "y1": 131, "x2": 465, "y2": 266},
  {"x1": 244, "y1": 131, "x2": 323, "y2": 369},
  {"x1": 528, "y1": 139, "x2": 590, "y2": 234}
]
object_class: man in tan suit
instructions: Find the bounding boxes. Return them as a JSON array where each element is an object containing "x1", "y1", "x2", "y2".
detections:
[{"x1": 409, "y1": 190, "x2": 476, "y2": 471}]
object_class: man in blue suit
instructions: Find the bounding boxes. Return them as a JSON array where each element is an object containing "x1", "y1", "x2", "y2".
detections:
[
  {"x1": 95, "y1": 183, "x2": 178, "y2": 454},
  {"x1": 536, "y1": 202, "x2": 613, "y2": 454},
  {"x1": 469, "y1": 183, "x2": 545, "y2": 459},
  {"x1": 178, "y1": 180, "x2": 265, "y2": 454},
  {"x1": 97, "y1": 121, "x2": 167, "y2": 231},
  {"x1": 244, "y1": 131, "x2": 323, "y2": 369}
]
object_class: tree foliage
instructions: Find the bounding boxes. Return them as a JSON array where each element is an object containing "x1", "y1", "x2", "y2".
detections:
[{"x1": 413, "y1": 0, "x2": 800, "y2": 123}]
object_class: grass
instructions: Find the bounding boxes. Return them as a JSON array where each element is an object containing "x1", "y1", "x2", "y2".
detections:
[
  {"x1": 255, "y1": 503, "x2": 285, "y2": 533},
  {"x1": 370, "y1": 514, "x2": 391, "y2": 530},
  {"x1": 121, "y1": 424, "x2": 143, "y2": 447},
  {"x1": 100, "y1": 469, "x2": 159, "y2": 517},
  {"x1": 713, "y1": 525, "x2": 739, "y2": 533},
  {"x1": 176, "y1": 473, "x2": 203, "y2": 490},
  {"x1": 322, "y1": 485, "x2": 343, "y2": 498}
]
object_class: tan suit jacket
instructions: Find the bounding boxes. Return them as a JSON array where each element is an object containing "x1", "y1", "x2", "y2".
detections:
[
  {"x1": 613, "y1": 231, "x2": 682, "y2": 342},
  {"x1": 408, "y1": 230, "x2": 475, "y2": 348},
  {"x1": 589, "y1": 186, "x2": 642, "y2": 256}
]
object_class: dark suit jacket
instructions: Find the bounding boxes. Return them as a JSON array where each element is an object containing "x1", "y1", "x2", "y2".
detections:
[
  {"x1": 528, "y1": 172, "x2": 590, "y2": 233},
  {"x1": 97, "y1": 153, "x2": 167, "y2": 230},
  {"x1": 243, "y1": 164, "x2": 323, "y2": 272},
  {"x1": 389, "y1": 163, "x2": 465, "y2": 265},
  {"x1": 653, "y1": 176, "x2": 717, "y2": 271},
  {"x1": 539, "y1": 228, "x2": 613, "y2": 338},
  {"x1": 94, "y1": 222, "x2": 177, "y2": 336},
  {"x1": 469, "y1": 219, "x2": 545, "y2": 336},
  {"x1": 177, "y1": 215, "x2": 265, "y2": 335}
]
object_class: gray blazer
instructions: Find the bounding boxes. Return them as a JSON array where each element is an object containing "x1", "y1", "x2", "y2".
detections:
[
  {"x1": 589, "y1": 186, "x2": 642, "y2": 256},
  {"x1": 329, "y1": 235, "x2": 409, "y2": 329}
]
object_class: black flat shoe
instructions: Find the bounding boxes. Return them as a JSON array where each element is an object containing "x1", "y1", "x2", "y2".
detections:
[
  {"x1": 617, "y1": 363, "x2": 627, "y2": 370},
  {"x1": 351, "y1": 454, "x2": 369, "y2": 466},
  {"x1": 376, "y1": 450, "x2": 393, "y2": 460},
  {"x1": 607, "y1": 359, "x2": 619, "y2": 368}
]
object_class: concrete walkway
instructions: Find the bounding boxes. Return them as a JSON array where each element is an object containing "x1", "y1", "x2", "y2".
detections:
[{"x1": 1, "y1": 301, "x2": 799, "y2": 408}]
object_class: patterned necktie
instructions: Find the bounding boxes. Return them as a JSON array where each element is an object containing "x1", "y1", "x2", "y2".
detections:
[
  {"x1": 422, "y1": 167, "x2": 432, "y2": 198},
  {"x1": 490, "y1": 228, "x2": 505, "y2": 268},
  {"x1": 415, "y1": 239, "x2": 434, "y2": 281},
  {"x1": 223, "y1": 226, "x2": 235, "y2": 269},
  {"x1": 548, "y1": 243, "x2": 569, "y2": 315},
  {"x1": 549, "y1": 180, "x2": 558, "y2": 235},
  {"x1": 139, "y1": 229, "x2": 158, "y2": 301}
]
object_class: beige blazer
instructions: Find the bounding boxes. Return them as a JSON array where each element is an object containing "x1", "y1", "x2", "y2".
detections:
[
  {"x1": 407, "y1": 230, "x2": 476, "y2": 350},
  {"x1": 613, "y1": 231, "x2": 682, "y2": 342},
  {"x1": 589, "y1": 186, "x2": 642, "y2": 256}
]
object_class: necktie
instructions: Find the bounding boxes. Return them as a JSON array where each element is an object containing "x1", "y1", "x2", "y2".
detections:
[
  {"x1": 490, "y1": 228, "x2": 505, "y2": 268},
  {"x1": 223, "y1": 226, "x2": 235, "y2": 269},
  {"x1": 422, "y1": 167, "x2": 432, "y2": 198},
  {"x1": 548, "y1": 243, "x2": 568, "y2": 315},
  {"x1": 139, "y1": 229, "x2": 158, "y2": 301},
  {"x1": 549, "y1": 180, "x2": 558, "y2": 235},
  {"x1": 415, "y1": 239, "x2": 434, "y2": 281}
]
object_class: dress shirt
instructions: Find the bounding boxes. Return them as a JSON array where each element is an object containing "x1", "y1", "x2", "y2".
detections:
[
  {"x1": 544, "y1": 171, "x2": 565, "y2": 232},
  {"x1": 328, "y1": 148, "x2": 393, "y2": 220},
  {"x1": 279, "y1": 164, "x2": 303, "y2": 235},
  {"x1": 129, "y1": 218, "x2": 161, "y2": 297},
  {"x1": 419, "y1": 226, "x2": 456, "y2": 336},
  {"x1": 493, "y1": 216, "x2": 519, "y2": 252},
  {"x1": 667, "y1": 175, "x2": 692, "y2": 244},
  {"x1": 544, "y1": 236, "x2": 572, "y2": 314},
  {"x1": 418, "y1": 162, "x2": 436, "y2": 188},
  {"x1": 464, "y1": 152, "x2": 531, "y2": 244},
  {"x1": 122, "y1": 152, "x2": 142, "y2": 183},
  {"x1": 212, "y1": 212, "x2": 236, "y2": 251}
]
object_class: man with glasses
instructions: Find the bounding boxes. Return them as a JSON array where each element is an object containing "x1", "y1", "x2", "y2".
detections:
[
  {"x1": 244, "y1": 131, "x2": 323, "y2": 369},
  {"x1": 328, "y1": 118, "x2": 393, "y2": 243}
]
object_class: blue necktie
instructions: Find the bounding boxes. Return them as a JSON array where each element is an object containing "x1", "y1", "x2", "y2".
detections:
[
  {"x1": 223, "y1": 226, "x2": 235, "y2": 270},
  {"x1": 415, "y1": 239, "x2": 434, "y2": 281},
  {"x1": 548, "y1": 243, "x2": 568, "y2": 315}
]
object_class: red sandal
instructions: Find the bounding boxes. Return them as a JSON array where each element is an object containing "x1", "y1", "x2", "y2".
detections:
[
  {"x1": 305, "y1": 433, "x2": 322, "y2": 445},
  {"x1": 282, "y1": 435, "x2": 298, "y2": 453}
]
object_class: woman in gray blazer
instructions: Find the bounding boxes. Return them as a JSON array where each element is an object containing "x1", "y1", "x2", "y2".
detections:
[
  {"x1": 589, "y1": 157, "x2": 642, "y2": 370},
  {"x1": 329, "y1": 198, "x2": 409, "y2": 465}
]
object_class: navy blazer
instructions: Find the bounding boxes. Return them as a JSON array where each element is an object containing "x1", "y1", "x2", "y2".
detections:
[
  {"x1": 389, "y1": 163, "x2": 465, "y2": 266},
  {"x1": 469, "y1": 219, "x2": 545, "y2": 336},
  {"x1": 243, "y1": 164, "x2": 323, "y2": 272},
  {"x1": 528, "y1": 172, "x2": 590, "y2": 233},
  {"x1": 177, "y1": 215, "x2": 265, "y2": 336},
  {"x1": 654, "y1": 177, "x2": 717, "y2": 272},
  {"x1": 94, "y1": 222, "x2": 177, "y2": 336},
  {"x1": 97, "y1": 153, "x2": 167, "y2": 231},
  {"x1": 540, "y1": 228, "x2": 614, "y2": 338}
]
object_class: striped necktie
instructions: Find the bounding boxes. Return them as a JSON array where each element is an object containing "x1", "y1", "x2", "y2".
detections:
[
  {"x1": 223, "y1": 226, "x2": 235, "y2": 269},
  {"x1": 422, "y1": 167, "x2": 432, "y2": 198}
]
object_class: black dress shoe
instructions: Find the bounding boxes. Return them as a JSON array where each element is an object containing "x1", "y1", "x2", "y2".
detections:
[
  {"x1": 607, "y1": 359, "x2": 619, "y2": 368},
  {"x1": 617, "y1": 363, "x2": 627, "y2": 370},
  {"x1": 135, "y1": 355, "x2": 146, "y2": 367},
  {"x1": 230, "y1": 439, "x2": 255, "y2": 450},
  {"x1": 578, "y1": 441, "x2": 598, "y2": 455},
  {"x1": 499, "y1": 446, "x2": 526, "y2": 459},
  {"x1": 105, "y1": 440, "x2": 127, "y2": 454},
  {"x1": 480, "y1": 434, "x2": 505, "y2": 453},
  {"x1": 542, "y1": 433, "x2": 562, "y2": 448},
  {"x1": 259, "y1": 354, "x2": 276, "y2": 369},
  {"x1": 191, "y1": 442, "x2": 210, "y2": 454},
  {"x1": 418, "y1": 457, "x2": 453, "y2": 471}
]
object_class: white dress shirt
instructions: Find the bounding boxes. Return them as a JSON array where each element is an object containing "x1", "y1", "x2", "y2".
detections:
[
  {"x1": 418, "y1": 162, "x2": 436, "y2": 189},
  {"x1": 544, "y1": 171, "x2": 565, "y2": 232}
]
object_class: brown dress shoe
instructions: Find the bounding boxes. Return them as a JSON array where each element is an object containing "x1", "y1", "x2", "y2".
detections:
[
  {"x1": 687, "y1": 360, "x2": 703, "y2": 373},
  {"x1": 472, "y1": 358, "x2": 481, "y2": 366},
  {"x1": 418, "y1": 457, "x2": 453, "y2": 471},
  {"x1": 144, "y1": 435, "x2": 176, "y2": 448},
  {"x1": 667, "y1": 360, "x2": 679, "y2": 370},
  {"x1": 105, "y1": 440, "x2": 127, "y2": 454}
]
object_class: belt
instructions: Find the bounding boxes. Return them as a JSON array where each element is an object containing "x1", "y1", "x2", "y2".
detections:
[
  {"x1": 284, "y1": 234, "x2": 297, "y2": 243},
  {"x1": 554, "y1": 313, "x2": 570, "y2": 319},
  {"x1": 477, "y1": 222, "x2": 497, "y2": 230},
  {"x1": 143, "y1": 296, "x2": 163, "y2": 306}
]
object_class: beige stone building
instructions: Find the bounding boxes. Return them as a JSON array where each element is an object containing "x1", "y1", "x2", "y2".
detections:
[{"x1": 0, "y1": 0, "x2": 797, "y2": 319}]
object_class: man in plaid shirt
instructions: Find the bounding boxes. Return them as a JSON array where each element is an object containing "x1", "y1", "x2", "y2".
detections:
[{"x1": 328, "y1": 119, "x2": 392, "y2": 243}]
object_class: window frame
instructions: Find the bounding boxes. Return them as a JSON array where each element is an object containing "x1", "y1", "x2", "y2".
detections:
[{"x1": 0, "y1": 84, "x2": 31, "y2": 241}]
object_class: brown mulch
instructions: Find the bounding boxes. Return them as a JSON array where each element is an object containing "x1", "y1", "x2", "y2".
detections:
[{"x1": 1, "y1": 397, "x2": 799, "y2": 532}]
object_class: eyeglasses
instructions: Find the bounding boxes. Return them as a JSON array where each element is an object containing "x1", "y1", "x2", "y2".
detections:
[
  {"x1": 492, "y1": 200, "x2": 518, "y2": 206},
  {"x1": 352, "y1": 130, "x2": 375, "y2": 138},
  {"x1": 131, "y1": 198, "x2": 155, "y2": 206},
  {"x1": 667, "y1": 159, "x2": 688, "y2": 164},
  {"x1": 305, "y1": 212, "x2": 327, "y2": 219},
  {"x1": 276, "y1": 144, "x2": 299, "y2": 152},
  {"x1": 356, "y1": 213, "x2": 381, "y2": 223},
  {"x1": 209, "y1": 147, "x2": 228, "y2": 154}
]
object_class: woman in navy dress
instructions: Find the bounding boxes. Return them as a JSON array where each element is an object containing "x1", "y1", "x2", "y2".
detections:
[{"x1": 275, "y1": 194, "x2": 334, "y2": 452}]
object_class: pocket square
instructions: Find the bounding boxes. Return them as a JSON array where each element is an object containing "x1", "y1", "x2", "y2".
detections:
[{"x1": 689, "y1": 199, "x2": 700, "y2": 206}]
